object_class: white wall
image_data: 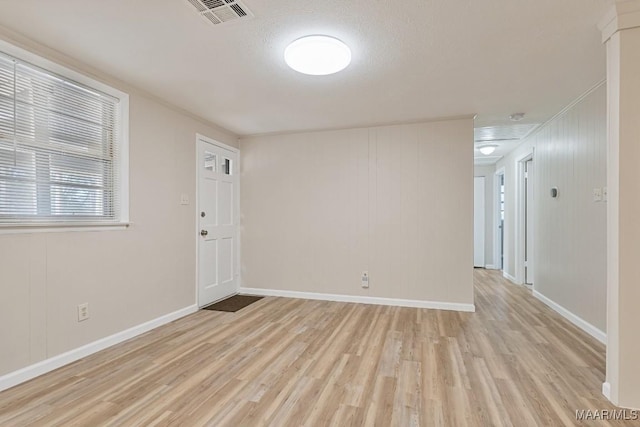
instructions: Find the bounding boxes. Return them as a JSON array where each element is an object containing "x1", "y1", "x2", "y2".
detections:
[
  {"x1": 604, "y1": 18, "x2": 640, "y2": 408},
  {"x1": 474, "y1": 165, "x2": 495, "y2": 268},
  {"x1": 497, "y1": 83, "x2": 607, "y2": 332},
  {"x1": 240, "y1": 119, "x2": 475, "y2": 307},
  {"x1": 0, "y1": 32, "x2": 238, "y2": 377}
]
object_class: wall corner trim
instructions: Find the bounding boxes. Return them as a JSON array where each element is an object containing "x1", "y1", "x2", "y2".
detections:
[
  {"x1": 239, "y1": 287, "x2": 476, "y2": 312},
  {"x1": 0, "y1": 305, "x2": 198, "y2": 393},
  {"x1": 602, "y1": 382, "x2": 611, "y2": 400},
  {"x1": 532, "y1": 290, "x2": 607, "y2": 344},
  {"x1": 599, "y1": 1, "x2": 640, "y2": 43}
]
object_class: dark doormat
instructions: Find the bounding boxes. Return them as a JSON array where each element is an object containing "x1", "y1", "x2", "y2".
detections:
[{"x1": 201, "y1": 295, "x2": 263, "y2": 312}]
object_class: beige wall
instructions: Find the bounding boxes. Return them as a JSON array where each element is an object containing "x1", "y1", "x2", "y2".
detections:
[
  {"x1": 240, "y1": 119, "x2": 474, "y2": 306},
  {"x1": 497, "y1": 83, "x2": 607, "y2": 332},
  {"x1": 474, "y1": 165, "x2": 495, "y2": 268},
  {"x1": 0, "y1": 33, "x2": 237, "y2": 376}
]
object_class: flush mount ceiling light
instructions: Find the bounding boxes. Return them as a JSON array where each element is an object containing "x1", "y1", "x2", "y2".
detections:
[
  {"x1": 284, "y1": 35, "x2": 351, "y2": 75},
  {"x1": 509, "y1": 113, "x2": 525, "y2": 121},
  {"x1": 478, "y1": 145, "x2": 498, "y2": 155}
]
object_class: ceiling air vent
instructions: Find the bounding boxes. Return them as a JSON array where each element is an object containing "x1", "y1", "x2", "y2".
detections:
[
  {"x1": 184, "y1": 0, "x2": 253, "y2": 25},
  {"x1": 474, "y1": 124, "x2": 539, "y2": 143}
]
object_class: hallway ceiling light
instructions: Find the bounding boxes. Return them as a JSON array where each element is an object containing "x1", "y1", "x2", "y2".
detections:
[
  {"x1": 478, "y1": 145, "x2": 498, "y2": 155},
  {"x1": 285, "y1": 36, "x2": 351, "y2": 75},
  {"x1": 509, "y1": 113, "x2": 525, "y2": 121}
]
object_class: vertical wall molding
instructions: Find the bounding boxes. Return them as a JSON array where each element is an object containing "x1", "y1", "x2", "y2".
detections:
[
  {"x1": 240, "y1": 119, "x2": 475, "y2": 308},
  {"x1": 496, "y1": 82, "x2": 607, "y2": 334}
]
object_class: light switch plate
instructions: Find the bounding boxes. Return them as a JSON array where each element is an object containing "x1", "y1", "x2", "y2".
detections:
[
  {"x1": 593, "y1": 188, "x2": 602, "y2": 202},
  {"x1": 78, "y1": 303, "x2": 89, "y2": 322},
  {"x1": 180, "y1": 194, "x2": 190, "y2": 205},
  {"x1": 361, "y1": 271, "x2": 369, "y2": 288}
]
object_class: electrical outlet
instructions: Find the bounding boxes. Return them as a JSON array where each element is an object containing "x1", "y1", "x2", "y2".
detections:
[
  {"x1": 361, "y1": 271, "x2": 369, "y2": 288},
  {"x1": 78, "y1": 303, "x2": 89, "y2": 322},
  {"x1": 180, "y1": 193, "x2": 190, "y2": 205}
]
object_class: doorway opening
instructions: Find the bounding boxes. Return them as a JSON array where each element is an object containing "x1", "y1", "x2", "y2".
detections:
[
  {"x1": 494, "y1": 168, "x2": 505, "y2": 271},
  {"x1": 516, "y1": 152, "x2": 534, "y2": 286},
  {"x1": 474, "y1": 176, "x2": 486, "y2": 268}
]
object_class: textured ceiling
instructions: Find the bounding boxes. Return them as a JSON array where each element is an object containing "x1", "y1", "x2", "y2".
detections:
[{"x1": 0, "y1": 0, "x2": 611, "y2": 137}]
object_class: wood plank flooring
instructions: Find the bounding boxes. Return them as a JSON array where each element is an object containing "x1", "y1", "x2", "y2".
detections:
[{"x1": 0, "y1": 270, "x2": 626, "y2": 426}]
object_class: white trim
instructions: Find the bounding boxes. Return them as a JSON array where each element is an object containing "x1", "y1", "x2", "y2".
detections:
[
  {"x1": 239, "y1": 287, "x2": 476, "y2": 312},
  {"x1": 473, "y1": 175, "x2": 487, "y2": 267},
  {"x1": 243, "y1": 114, "x2": 476, "y2": 139},
  {"x1": 0, "y1": 39, "x2": 129, "y2": 102},
  {"x1": 0, "y1": 305, "x2": 197, "y2": 393},
  {"x1": 515, "y1": 80, "x2": 606, "y2": 143},
  {"x1": 0, "y1": 37, "x2": 131, "y2": 229},
  {"x1": 474, "y1": 176, "x2": 486, "y2": 268},
  {"x1": 195, "y1": 136, "x2": 200, "y2": 307},
  {"x1": 602, "y1": 382, "x2": 611, "y2": 400},
  {"x1": 503, "y1": 271, "x2": 519, "y2": 284},
  {"x1": 196, "y1": 133, "x2": 240, "y2": 155},
  {"x1": 599, "y1": 2, "x2": 640, "y2": 42},
  {"x1": 118, "y1": 95, "x2": 130, "y2": 224},
  {"x1": 484, "y1": 264, "x2": 498, "y2": 270},
  {"x1": 494, "y1": 167, "x2": 505, "y2": 272},
  {"x1": 0, "y1": 222, "x2": 131, "y2": 234},
  {"x1": 515, "y1": 150, "x2": 534, "y2": 285},
  {"x1": 533, "y1": 290, "x2": 606, "y2": 344}
]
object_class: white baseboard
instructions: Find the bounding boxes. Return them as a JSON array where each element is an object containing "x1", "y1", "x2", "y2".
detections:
[
  {"x1": 533, "y1": 290, "x2": 606, "y2": 345},
  {"x1": 240, "y1": 287, "x2": 475, "y2": 312},
  {"x1": 484, "y1": 264, "x2": 497, "y2": 270},
  {"x1": 0, "y1": 304, "x2": 198, "y2": 393},
  {"x1": 602, "y1": 382, "x2": 611, "y2": 400},
  {"x1": 503, "y1": 271, "x2": 518, "y2": 284}
]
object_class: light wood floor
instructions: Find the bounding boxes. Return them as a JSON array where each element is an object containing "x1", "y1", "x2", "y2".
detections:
[{"x1": 0, "y1": 270, "x2": 625, "y2": 426}]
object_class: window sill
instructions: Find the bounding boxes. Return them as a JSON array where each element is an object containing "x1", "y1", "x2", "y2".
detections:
[{"x1": 0, "y1": 222, "x2": 131, "y2": 234}]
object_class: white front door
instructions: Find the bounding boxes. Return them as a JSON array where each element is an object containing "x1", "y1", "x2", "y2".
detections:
[{"x1": 197, "y1": 137, "x2": 239, "y2": 307}]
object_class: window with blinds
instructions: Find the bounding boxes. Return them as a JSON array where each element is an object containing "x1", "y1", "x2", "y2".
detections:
[{"x1": 0, "y1": 52, "x2": 123, "y2": 224}]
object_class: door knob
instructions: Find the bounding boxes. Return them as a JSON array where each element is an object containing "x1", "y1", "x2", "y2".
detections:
[{"x1": 200, "y1": 230, "x2": 208, "y2": 236}]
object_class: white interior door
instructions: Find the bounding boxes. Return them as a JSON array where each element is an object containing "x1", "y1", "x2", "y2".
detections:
[
  {"x1": 474, "y1": 176, "x2": 486, "y2": 268},
  {"x1": 525, "y1": 159, "x2": 534, "y2": 285},
  {"x1": 197, "y1": 138, "x2": 239, "y2": 307}
]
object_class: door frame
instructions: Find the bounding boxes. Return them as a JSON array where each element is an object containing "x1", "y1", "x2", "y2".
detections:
[
  {"x1": 494, "y1": 166, "x2": 505, "y2": 271},
  {"x1": 195, "y1": 133, "x2": 241, "y2": 307},
  {"x1": 515, "y1": 150, "x2": 534, "y2": 286},
  {"x1": 474, "y1": 176, "x2": 486, "y2": 268}
]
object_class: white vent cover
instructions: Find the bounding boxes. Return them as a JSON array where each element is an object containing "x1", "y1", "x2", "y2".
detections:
[
  {"x1": 185, "y1": 0, "x2": 253, "y2": 25},
  {"x1": 474, "y1": 124, "x2": 539, "y2": 142}
]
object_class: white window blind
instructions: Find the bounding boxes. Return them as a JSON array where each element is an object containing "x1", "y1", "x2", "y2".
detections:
[{"x1": 0, "y1": 52, "x2": 122, "y2": 224}]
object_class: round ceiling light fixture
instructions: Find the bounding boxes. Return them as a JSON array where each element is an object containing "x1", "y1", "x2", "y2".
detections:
[
  {"x1": 509, "y1": 113, "x2": 525, "y2": 122},
  {"x1": 478, "y1": 145, "x2": 498, "y2": 155},
  {"x1": 284, "y1": 35, "x2": 352, "y2": 75}
]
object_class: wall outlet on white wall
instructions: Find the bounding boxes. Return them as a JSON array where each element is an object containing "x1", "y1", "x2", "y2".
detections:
[
  {"x1": 78, "y1": 303, "x2": 89, "y2": 322},
  {"x1": 361, "y1": 271, "x2": 369, "y2": 288}
]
